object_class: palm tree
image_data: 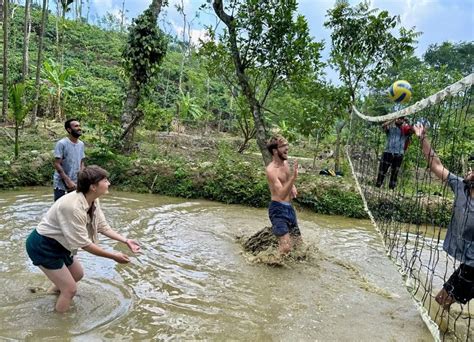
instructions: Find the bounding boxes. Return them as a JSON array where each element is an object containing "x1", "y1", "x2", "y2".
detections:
[
  {"x1": 2, "y1": 0, "x2": 9, "y2": 122},
  {"x1": 21, "y1": 0, "x2": 31, "y2": 82},
  {"x1": 31, "y1": 0, "x2": 48, "y2": 126},
  {"x1": 9, "y1": 83, "x2": 31, "y2": 157}
]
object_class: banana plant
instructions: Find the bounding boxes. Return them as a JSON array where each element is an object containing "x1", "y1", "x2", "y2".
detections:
[
  {"x1": 9, "y1": 83, "x2": 32, "y2": 158},
  {"x1": 42, "y1": 59, "x2": 76, "y2": 120}
]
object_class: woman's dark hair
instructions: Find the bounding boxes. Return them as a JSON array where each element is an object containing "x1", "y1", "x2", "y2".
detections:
[{"x1": 77, "y1": 165, "x2": 109, "y2": 193}]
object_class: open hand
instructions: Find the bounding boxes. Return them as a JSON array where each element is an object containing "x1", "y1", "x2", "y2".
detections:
[
  {"x1": 293, "y1": 160, "x2": 298, "y2": 179},
  {"x1": 126, "y1": 239, "x2": 141, "y2": 253},
  {"x1": 114, "y1": 252, "x2": 130, "y2": 264},
  {"x1": 413, "y1": 124, "x2": 426, "y2": 138}
]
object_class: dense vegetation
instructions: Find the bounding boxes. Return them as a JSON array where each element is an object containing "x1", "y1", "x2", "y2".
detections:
[{"x1": 0, "y1": 1, "x2": 472, "y2": 221}]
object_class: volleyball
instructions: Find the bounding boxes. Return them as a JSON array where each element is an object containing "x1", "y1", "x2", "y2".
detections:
[{"x1": 388, "y1": 80, "x2": 412, "y2": 104}]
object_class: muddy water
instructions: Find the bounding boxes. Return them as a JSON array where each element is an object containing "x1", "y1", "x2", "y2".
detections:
[{"x1": 0, "y1": 187, "x2": 432, "y2": 341}]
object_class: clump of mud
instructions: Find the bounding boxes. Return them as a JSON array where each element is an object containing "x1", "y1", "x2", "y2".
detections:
[{"x1": 237, "y1": 226, "x2": 314, "y2": 267}]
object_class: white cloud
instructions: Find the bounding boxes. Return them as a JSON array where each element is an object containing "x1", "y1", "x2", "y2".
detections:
[{"x1": 93, "y1": 0, "x2": 114, "y2": 12}]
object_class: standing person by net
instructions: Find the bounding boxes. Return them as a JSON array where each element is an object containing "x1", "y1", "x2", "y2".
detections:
[
  {"x1": 414, "y1": 124, "x2": 474, "y2": 309},
  {"x1": 375, "y1": 116, "x2": 413, "y2": 189}
]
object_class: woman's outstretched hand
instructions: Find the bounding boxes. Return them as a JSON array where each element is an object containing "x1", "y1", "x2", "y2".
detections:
[
  {"x1": 126, "y1": 239, "x2": 141, "y2": 253},
  {"x1": 114, "y1": 252, "x2": 130, "y2": 264}
]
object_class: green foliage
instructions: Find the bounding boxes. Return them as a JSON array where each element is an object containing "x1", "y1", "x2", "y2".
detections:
[
  {"x1": 8, "y1": 83, "x2": 32, "y2": 158},
  {"x1": 424, "y1": 41, "x2": 474, "y2": 76},
  {"x1": 325, "y1": 0, "x2": 418, "y2": 101},
  {"x1": 122, "y1": 8, "x2": 168, "y2": 87},
  {"x1": 41, "y1": 58, "x2": 77, "y2": 119},
  {"x1": 296, "y1": 177, "x2": 367, "y2": 218},
  {"x1": 202, "y1": 143, "x2": 270, "y2": 206}
]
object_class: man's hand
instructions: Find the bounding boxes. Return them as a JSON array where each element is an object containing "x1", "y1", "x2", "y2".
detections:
[
  {"x1": 126, "y1": 239, "x2": 141, "y2": 253},
  {"x1": 65, "y1": 179, "x2": 76, "y2": 191},
  {"x1": 413, "y1": 124, "x2": 426, "y2": 138},
  {"x1": 291, "y1": 186, "x2": 298, "y2": 199},
  {"x1": 292, "y1": 160, "x2": 298, "y2": 179}
]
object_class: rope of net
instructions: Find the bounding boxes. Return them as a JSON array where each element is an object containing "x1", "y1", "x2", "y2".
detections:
[{"x1": 346, "y1": 74, "x2": 473, "y2": 341}]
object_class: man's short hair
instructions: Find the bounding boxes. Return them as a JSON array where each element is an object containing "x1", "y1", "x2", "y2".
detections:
[
  {"x1": 77, "y1": 165, "x2": 109, "y2": 193},
  {"x1": 65, "y1": 118, "x2": 79, "y2": 131},
  {"x1": 266, "y1": 135, "x2": 287, "y2": 155}
]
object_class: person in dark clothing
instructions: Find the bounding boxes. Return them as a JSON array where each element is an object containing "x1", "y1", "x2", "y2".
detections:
[
  {"x1": 375, "y1": 116, "x2": 413, "y2": 189},
  {"x1": 414, "y1": 124, "x2": 474, "y2": 309}
]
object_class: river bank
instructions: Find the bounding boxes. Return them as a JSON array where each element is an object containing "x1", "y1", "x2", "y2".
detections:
[{"x1": 1, "y1": 121, "x2": 365, "y2": 219}]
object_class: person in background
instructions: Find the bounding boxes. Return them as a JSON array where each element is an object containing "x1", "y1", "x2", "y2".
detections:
[
  {"x1": 53, "y1": 118, "x2": 85, "y2": 201},
  {"x1": 375, "y1": 116, "x2": 413, "y2": 189},
  {"x1": 414, "y1": 124, "x2": 473, "y2": 309}
]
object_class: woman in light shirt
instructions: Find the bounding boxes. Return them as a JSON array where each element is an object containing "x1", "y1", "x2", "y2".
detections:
[{"x1": 26, "y1": 165, "x2": 140, "y2": 312}]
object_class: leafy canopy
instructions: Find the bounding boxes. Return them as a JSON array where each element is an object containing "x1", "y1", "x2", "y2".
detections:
[{"x1": 325, "y1": 0, "x2": 418, "y2": 100}]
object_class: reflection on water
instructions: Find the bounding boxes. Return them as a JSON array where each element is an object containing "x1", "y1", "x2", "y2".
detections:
[{"x1": 0, "y1": 187, "x2": 432, "y2": 340}]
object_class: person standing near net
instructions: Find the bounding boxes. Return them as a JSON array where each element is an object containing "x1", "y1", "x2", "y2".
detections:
[
  {"x1": 414, "y1": 124, "x2": 474, "y2": 309},
  {"x1": 265, "y1": 136, "x2": 301, "y2": 255},
  {"x1": 26, "y1": 165, "x2": 141, "y2": 313},
  {"x1": 375, "y1": 116, "x2": 413, "y2": 189},
  {"x1": 53, "y1": 119, "x2": 85, "y2": 201}
]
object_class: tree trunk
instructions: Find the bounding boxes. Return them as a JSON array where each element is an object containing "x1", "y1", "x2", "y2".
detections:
[
  {"x1": 2, "y1": 0, "x2": 8, "y2": 122},
  {"x1": 334, "y1": 120, "x2": 345, "y2": 173},
  {"x1": 31, "y1": 0, "x2": 47, "y2": 126},
  {"x1": 120, "y1": 0, "x2": 163, "y2": 152},
  {"x1": 14, "y1": 123, "x2": 19, "y2": 157},
  {"x1": 212, "y1": 0, "x2": 271, "y2": 165},
  {"x1": 312, "y1": 131, "x2": 320, "y2": 169},
  {"x1": 120, "y1": 77, "x2": 141, "y2": 150},
  {"x1": 21, "y1": 0, "x2": 31, "y2": 82}
]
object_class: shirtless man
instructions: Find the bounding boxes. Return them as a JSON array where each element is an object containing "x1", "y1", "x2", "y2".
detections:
[{"x1": 265, "y1": 135, "x2": 301, "y2": 254}]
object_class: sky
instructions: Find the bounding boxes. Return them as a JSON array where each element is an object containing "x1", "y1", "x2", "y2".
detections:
[{"x1": 87, "y1": 0, "x2": 473, "y2": 80}]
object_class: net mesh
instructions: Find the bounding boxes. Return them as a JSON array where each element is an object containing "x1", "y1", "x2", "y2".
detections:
[{"x1": 347, "y1": 73, "x2": 474, "y2": 341}]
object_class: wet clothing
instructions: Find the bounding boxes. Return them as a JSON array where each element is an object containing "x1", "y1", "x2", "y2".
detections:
[
  {"x1": 36, "y1": 191, "x2": 111, "y2": 254},
  {"x1": 375, "y1": 124, "x2": 412, "y2": 189},
  {"x1": 54, "y1": 188, "x2": 66, "y2": 202},
  {"x1": 268, "y1": 201, "x2": 301, "y2": 237},
  {"x1": 26, "y1": 229, "x2": 74, "y2": 269},
  {"x1": 441, "y1": 173, "x2": 474, "y2": 304},
  {"x1": 444, "y1": 173, "x2": 474, "y2": 266},
  {"x1": 376, "y1": 152, "x2": 404, "y2": 189},
  {"x1": 443, "y1": 263, "x2": 474, "y2": 304},
  {"x1": 53, "y1": 137, "x2": 85, "y2": 197}
]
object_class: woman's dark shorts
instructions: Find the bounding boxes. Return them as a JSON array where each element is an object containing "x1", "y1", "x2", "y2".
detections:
[
  {"x1": 26, "y1": 229, "x2": 73, "y2": 270},
  {"x1": 268, "y1": 201, "x2": 301, "y2": 237},
  {"x1": 443, "y1": 263, "x2": 474, "y2": 304}
]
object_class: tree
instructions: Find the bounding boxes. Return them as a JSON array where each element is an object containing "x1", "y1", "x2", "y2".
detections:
[
  {"x1": 31, "y1": 0, "x2": 48, "y2": 125},
  {"x1": 268, "y1": 79, "x2": 348, "y2": 168},
  {"x1": 42, "y1": 59, "x2": 76, "y2": 121},
  {"x1": 120, "y1": 0, "x2": 167, "y2": 151},
  {"x1": 423, "y1": 41, "x2": 473, "y2": 76},
  {"x1": 325, "y1": 0, "x2": 418, "y2": 104},
  {"x1": 208, "y1": 0, "x2": 323, "y2": 165},
  {"x1": 2, "y1": 0, "x2": 8, "y2": 122},
  {"x1": 21, "y1": 0, "x2": 31, "y2": 82},
  {"x1": 9, "y1": 82, "x2": 31, "y2": 157},
  {"x1": 58, "y1": 0, "x2": 74, "y2": 68}
]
